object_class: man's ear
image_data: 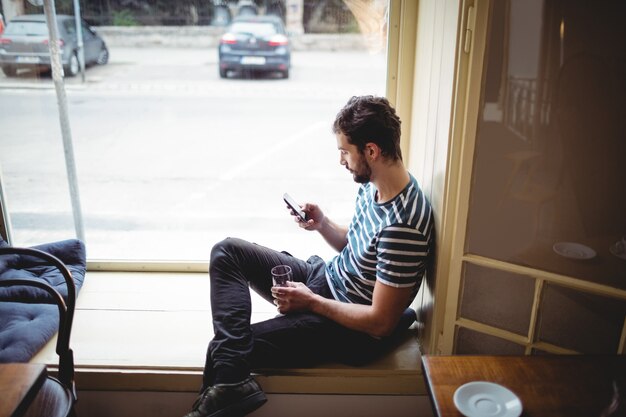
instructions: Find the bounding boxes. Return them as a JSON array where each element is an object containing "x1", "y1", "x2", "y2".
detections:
[{"x1": 365, "y1": 143, "x2": 380, "y2": 159}]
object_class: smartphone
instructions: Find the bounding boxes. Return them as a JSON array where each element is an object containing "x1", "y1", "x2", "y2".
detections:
[{"x1": 283, "y1": 193, "x2": 307, "y2": 222}]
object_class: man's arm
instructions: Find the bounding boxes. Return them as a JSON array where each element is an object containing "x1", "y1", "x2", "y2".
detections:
[
  {"x1": 311, "y1": 281, "x2": 414, "y2": 337},
  {"x1": 316, "y1": 216, "x2": 349, "y2": 252},
  {"x1": 295, "y1": 203, "x2": 348, "y2": 252},
  {"x1": 274, "y1": 280, "x2": 414, "y2": 338}
]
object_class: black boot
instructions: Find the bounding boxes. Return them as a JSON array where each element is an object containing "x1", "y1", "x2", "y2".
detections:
[{"x1": 184, "y1": 377, "x2": 267, "y2": 417}]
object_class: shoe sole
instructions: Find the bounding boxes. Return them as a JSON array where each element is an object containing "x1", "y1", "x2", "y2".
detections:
[{"x1": 208, "y1": 390, "x2": 267, "y2": 417}]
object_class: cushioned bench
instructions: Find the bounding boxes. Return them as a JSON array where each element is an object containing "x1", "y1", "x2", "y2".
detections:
[{"x1": 0, "y1": 238, "x2": 86, "y2": 363}]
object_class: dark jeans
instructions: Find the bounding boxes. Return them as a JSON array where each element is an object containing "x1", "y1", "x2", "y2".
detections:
[{"x1": 203, "y1": 237, "x2": 391, "y2": 389}]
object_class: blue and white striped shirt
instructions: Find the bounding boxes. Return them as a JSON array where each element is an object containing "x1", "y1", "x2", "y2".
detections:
[{"x1": 325, "y1": 174, "x2": 433, "y2": 305}]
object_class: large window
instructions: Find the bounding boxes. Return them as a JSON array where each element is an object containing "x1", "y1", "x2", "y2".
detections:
[
  {"x1": 465, "y1": 0, "x2": 626, "y2": 289},
  {"x1": 0, "y1": 0, "x2": 390, "y2": 262}
]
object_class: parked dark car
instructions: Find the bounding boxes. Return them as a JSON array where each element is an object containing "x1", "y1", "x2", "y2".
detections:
[
  {"x1": 218, "y1": 15, "x2": 290, "y2": 79},
  {"x1": 0, "y1": 14, "x2": 109, "y2": 77}
]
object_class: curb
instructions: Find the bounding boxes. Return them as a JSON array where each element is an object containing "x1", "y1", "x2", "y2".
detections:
[{"x1": 94, "y1": 27, "x2": 370, "y2": 51}]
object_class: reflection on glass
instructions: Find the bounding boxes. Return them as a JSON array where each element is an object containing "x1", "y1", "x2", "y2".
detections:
[
  {"x1": 0, "y1": 1, "x2": 389, "y2": 261},
  {"x1": 466, "y1": 0, "x2": 626, "y2": 288},
  {"x1": 537, "y1": 284, "x2": 626, "y2": 353}
]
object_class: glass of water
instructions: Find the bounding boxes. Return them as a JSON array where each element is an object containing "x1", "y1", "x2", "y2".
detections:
[{"x1": 271, "y1": 265, "x2": 292, "y2": 287}]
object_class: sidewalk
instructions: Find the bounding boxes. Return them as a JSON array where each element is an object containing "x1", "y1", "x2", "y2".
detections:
[
  {"x1": 0, "y1": 48, "x2": 386, "y2": 98},
  {"x1": 95, "y1": 27, "x2": 372, "y2": 51}
]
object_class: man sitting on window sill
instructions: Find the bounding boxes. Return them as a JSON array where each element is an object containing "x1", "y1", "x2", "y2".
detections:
[{"x1": 183, "y1": 95, "x2": 434, "y2": 417}]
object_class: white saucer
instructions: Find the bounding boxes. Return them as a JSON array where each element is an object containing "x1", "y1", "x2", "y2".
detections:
[
  {"x1": 552, "y1": 242, "x2": 596, "y2": 260},
  {"x1": 453, "y1": 381, "x2": 522, "y2": 417},
  {"x1": 609, "y1": 242, "x2": 626, "y2": 260}
]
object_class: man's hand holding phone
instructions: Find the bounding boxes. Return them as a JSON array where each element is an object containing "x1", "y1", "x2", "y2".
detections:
[
  {"x1": 283, "y1": 193, "x2": 324, "y2": 230},
  {"x1": 283, "y1": 193, "x2": 307, "y2": 222}
]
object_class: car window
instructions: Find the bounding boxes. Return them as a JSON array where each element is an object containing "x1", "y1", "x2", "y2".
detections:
[
  {"x1": 82, "y1": 22, "x2": 94, "y2": 34},
  {"x1": 4, "y1": 21, "x2": 48, "y2": 36},
  {"x1": 81, "y1": 22, "x2": 94, "y2": 38},
  {"x1": 64, "y1": 20, "x2": 76, "y2": 35},
  {"x1": 229, "y1": 22, "x2": 279, "y2": 36}
]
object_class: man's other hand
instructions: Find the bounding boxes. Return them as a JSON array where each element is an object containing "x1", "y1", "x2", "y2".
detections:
[{"x1": 271, "y1": 281, "x2": 315, "y2": 314}]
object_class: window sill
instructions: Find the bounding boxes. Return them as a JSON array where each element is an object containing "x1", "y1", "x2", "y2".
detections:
[{"x1": 32, "y1": 271, "x2": 425, "y2": 395}]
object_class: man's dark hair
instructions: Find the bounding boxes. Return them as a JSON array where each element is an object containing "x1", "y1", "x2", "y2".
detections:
[{"x1": 332, "y1": 95, "x2": 403, "y2": 161}]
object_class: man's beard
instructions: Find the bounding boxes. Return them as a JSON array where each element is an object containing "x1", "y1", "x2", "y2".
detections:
[{"x1": 350, "y1": 154, "x2": 371, "y2": 184}]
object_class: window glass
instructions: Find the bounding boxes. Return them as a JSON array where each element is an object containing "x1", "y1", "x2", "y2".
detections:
[
  {"x1": 66, "y1": 21, "x2": 77, "y2": 35},
  {"x1": 4, "y1": 21, "x2": 48, "y2": 36},
  {"x1": 0, "y1": 1, "x2": 389, "y2": 262},
  {"x1": 466, "y1": 0, "x2": 626, "y2": 289},
  {"x1": 230, "y1": 22, "x2": 279, "y2": 36}
]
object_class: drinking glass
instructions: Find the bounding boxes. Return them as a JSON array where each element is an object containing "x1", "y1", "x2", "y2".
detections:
[{"x1": 271, "y1": 265, "x2": 292, "y2": 287}]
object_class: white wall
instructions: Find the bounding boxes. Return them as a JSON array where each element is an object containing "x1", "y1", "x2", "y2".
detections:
[{"x1": 408, "y1": 0, "x2": 462, "y2": 353}]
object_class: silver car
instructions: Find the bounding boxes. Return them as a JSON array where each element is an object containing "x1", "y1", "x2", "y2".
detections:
[{"x1": 0, "y1": 14, "x2": 109, "y2": 77}]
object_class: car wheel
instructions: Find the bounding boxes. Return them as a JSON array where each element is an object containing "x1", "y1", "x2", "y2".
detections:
[
  {"x1": 219, "y1": 68, "x2": 228, "y2": 78},
  {"x1": 64, "y1": 52, "x2": 79, "y2": 77},
  {"x1": 97, "y1": 47, "x2": 109, "y2": 65},
  {"x1": 282, "y1": 69, "x2": 289, "y2": 79},
  {"x1": 1, "y1": 65, "x2": 17, "y2": 77}
]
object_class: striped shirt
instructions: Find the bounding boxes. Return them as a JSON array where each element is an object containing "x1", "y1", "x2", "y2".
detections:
[{"x1": 325, "y1": 174, "x2": 433, "y2": 305}]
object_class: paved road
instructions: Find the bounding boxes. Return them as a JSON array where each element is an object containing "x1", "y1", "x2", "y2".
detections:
[
  {"x1": 1, "y1": 47, "x2": 385, "y2": 96},
  {"x1": 0, "y1": 47, "x2": 386, "y2": 260}
]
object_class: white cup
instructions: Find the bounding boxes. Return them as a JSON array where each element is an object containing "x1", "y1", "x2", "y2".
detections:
[{"x1": 271, "y1": 265, "x2": 292, "y2": 287}]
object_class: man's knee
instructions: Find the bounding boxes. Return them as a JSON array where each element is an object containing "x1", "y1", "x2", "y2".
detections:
[
  {"x1": 210, "y1": 237, "x2": 251, "y2": 270},
  {"x1": 211, "y1": 237, "x2": 240, "y2": 257}
]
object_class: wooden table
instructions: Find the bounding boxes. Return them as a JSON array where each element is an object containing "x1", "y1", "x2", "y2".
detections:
[
  {"x1": 421, "y1": 355, "x2": 626, "y2": 416},
  {"x1": 0, "y1": 363, "x2": 47, "y2": 417}
]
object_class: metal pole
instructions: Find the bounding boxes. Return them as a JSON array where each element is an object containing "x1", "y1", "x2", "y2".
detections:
[
  {"x1": 0, "y1": 162, "x2": 14, "y2": 245},
  {"x1": 73, "y1": 0, "x2": 86, "y2": 82},
  {"x1": 43, "y1": 0, "x2": 86, "y2": 242}
]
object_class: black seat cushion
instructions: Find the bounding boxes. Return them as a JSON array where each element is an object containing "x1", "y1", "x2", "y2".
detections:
[
  {"x1": 0, "y1": 238, "x2": 86, "y2": 363},
  {"x1": 336, "y1": 307, "x2": 418, "y2": 366},
  {"x1": 0, "y1": 301, "x2": 59, "y2": 362},
  {"x1": 0, "y1": 239, "x2": 86, "y2": 303}
]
